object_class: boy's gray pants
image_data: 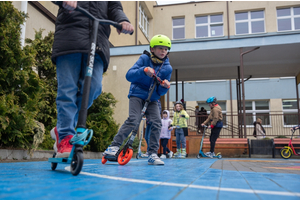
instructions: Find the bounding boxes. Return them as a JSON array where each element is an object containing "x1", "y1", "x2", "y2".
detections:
[{"x1": 111, "y1": 97, "x2": 162, "y2": 155}]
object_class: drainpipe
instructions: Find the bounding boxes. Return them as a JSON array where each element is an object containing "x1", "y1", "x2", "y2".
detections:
[
  {"x1": 296, "y1": 77, "x2": 300, "y2": 125},
  {"x1": 240, "y1": 47, "x2": 260, "y2": 138},
  {"x1": 135, "y1": 1, "x2": 138, "y2": 45},
  {"x1": 226, "y1": 1, "x2": 230, "y2": 39},
  {"x1": 230, "y1": 79, "x2": 233, "y2": 137},
  {"x1": 20, "y1": 1, "x2": 28, "y2": 49},
  {"x1": 176, "y1": 69, "x2": 178, "y2": 101}
]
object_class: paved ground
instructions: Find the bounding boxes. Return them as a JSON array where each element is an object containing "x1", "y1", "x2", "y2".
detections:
[{"x1": 1, "y1": 158, "x2": 300, "y2": 200}]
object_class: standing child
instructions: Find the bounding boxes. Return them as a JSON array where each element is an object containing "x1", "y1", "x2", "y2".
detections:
[
  {"x1": 171, "y1": 101, "x2": 190, "y2": 158},
  {"x1": 160, "y1": 110, "x2": 173, "y2": 159},
  {"x1": 104, "y1": 34, "x2": 172, "y2": 165},
  {"x1": 201, "y1": 96, "x2": 223, "y2": 158}
]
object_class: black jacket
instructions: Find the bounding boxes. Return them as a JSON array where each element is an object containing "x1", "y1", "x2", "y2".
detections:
[{"x1": 51, "y1": 1, "x2": 130, "y2": 72}]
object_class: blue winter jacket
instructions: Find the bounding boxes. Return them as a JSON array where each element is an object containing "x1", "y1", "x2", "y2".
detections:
[{"x1": 126, "y1": 53, "x2": 172, "y2": 101}]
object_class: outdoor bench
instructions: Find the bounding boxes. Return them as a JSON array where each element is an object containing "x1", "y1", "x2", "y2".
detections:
[
  {"x1": 201, "y1": 138, "x2": 251, "y2": 158},
  {"x1": 272, "y1": 138, "x2": 300, "y2": 158}
]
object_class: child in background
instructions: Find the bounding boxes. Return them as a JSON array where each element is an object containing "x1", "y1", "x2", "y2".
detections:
[
  {"x1": 104, "y1": 34, "x2": 172, "y2": 165},
  {"x1": 159, "y1": 110, "x2": 173, "y2": 159},
  {"x1": 170, "y1": 101, "x2": 190, "y2": 158}
]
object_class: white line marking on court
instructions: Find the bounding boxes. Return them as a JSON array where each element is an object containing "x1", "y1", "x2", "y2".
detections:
[
  {"x1": 83, "y1": 160, "x2": 144, "y2": 166},
  {"x1": 65, "y1": 166, "x2": 300, "y2": 197}
]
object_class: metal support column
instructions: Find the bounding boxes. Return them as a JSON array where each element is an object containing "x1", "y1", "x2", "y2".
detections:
[{"x1": 240, "y1": 47, "x2": 260, "y2": 138}]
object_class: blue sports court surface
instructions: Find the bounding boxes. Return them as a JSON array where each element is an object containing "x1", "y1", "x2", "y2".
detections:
[{"x1": 1, "y1": 158, "x2": 300, "y2": 200}]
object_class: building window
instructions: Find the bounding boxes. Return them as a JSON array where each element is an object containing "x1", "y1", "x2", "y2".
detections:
[
  {"x1": 244, "y1": 100, "x2": 270, "y2": 126},
  {"x1": 139, "y1": 5, "x2": 149, "y2": 38},
  {"x1": 277, "y1": 7, "x2": 300, "y2": 32},
  {"x1": 235, "y1": 10, "x2": 265, "y2": 35},
  {"x1": 195, "y1": 14, "x2": 223, "y2": 38},
  {"x1": 173, "y1": 18, "x2": 185, "y2": 39},
  {"x1": 282, "y1": 99, "x2": 299, "y2": 126}
]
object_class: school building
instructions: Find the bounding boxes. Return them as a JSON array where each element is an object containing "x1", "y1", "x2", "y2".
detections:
[{"x1": 13, "y1": 1, "x2": 300, "y2": 144}]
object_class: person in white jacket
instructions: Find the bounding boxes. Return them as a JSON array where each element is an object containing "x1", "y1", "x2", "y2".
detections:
[
  {"x1": 255, "y1": 118, "x2": 266, "y2": 139},
  {"x1": 160, "y1": 110, "x2": 173, "y2": 159}
]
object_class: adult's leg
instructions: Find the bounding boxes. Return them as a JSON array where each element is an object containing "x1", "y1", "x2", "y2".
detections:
[
  {"x1": 146, "y1": 101, "x2": 162, "y2": 155},
  {"x1": 145, "y1": 122, "x2": 152, "y2": 152},
  {"x1": 111, "y1": 97, "x2": 143, "y2": 147}
]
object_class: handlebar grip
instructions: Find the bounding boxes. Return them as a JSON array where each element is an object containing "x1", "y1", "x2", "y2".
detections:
[
  {"x1": 144, "y1": 68, "x2": 149, "y2": 73},
  {"x1": 162, "y1": 81, "x2": 170, "y2": 89}
]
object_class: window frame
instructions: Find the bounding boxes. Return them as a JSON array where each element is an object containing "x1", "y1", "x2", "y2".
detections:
[
  {"x1": 244, "y1": 100, "x2": 271, "y2": 127},
  {"x1": 235, "y1": 10, "x2": 266, "y2": 35},
  {"x1": 172, "y1": 17, "x2": 185, "y2": 40},
  {"x1": 276, "y1": 6, "x2": 300, "y2": 32},
  {"x1": 195, "y1": 14, "x2": 224, "y2": 38},
  {"x1": 139, "y1": 5, "x2": 149, "y2": 39},
  {"x1": 282, "y1": 99, "x2": 299, "y2": 127}
]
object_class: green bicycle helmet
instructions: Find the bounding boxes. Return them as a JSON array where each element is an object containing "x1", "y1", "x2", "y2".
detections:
[
  {"x1": 150, "y1": 34, "x2": 171, "y2": 50},
  {"x1": 206, "y1": 96, "x2": 217, "y2": 104}
]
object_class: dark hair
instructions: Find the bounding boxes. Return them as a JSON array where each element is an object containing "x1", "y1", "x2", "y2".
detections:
[{"x1": 163, "y1": 111, "x2": 167, "y2": 114}]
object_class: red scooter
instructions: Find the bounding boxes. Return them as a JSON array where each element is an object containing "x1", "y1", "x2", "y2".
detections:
[{"x1": 280, "y1": 129, "x2": 300, "y2": 159}]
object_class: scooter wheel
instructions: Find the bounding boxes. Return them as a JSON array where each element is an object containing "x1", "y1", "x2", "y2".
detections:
[
  {"x1": 102, "y1": 156, "x2": 107, "y2": 164},
  {"x1": 118, "y1": 148, "x2": 133, "y2": 165},
  {"x1": 218, "y1": 155, "x2": 222, "y2": 159},
  {"x1": 51, "y1": 153, "x2": 57, "y2": 170},
  {"x1": 70, "y1": 151, "x2": 83, "y2": 176},
  {"x1": 197, "y1": 154, "x2": 201, "y2": 159},
  {"x1": 136, "y1": 154, "x2": 139, "y2": 159},
  {"x1": 280, "y1": 147, "x2": 292, "y2": 159}
]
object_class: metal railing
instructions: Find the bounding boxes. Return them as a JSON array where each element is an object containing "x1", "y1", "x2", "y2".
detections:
[{"x1": 166, "y1": 108, "x2": 299, "y2": 138}]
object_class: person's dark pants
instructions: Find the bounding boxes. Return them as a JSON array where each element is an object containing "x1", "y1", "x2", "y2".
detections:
[
  {"x1": 210, "y1": 127, "x2": 222, "y2": 153},
  {"x1": 160, "y1": 138, "x2": 170, "y2": 155}
]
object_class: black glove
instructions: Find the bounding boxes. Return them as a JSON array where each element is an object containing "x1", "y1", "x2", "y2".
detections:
[
  {"x1": 180, "y1": 115, "x2": 185, "y2": 118},
  {"x1": 168, "y1": 124, "x2": 172, "y2": 129}
]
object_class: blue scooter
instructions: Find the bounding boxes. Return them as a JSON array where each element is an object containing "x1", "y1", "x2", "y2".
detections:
[
  {"x1": 197, "y1": 125, "x2": 222, "y2": 159},
  {"x1": 49, "y1": 2, "x2": 129, "y2": 175}
]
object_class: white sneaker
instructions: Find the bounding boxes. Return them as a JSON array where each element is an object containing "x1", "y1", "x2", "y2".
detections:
[
  {"x1": 168, "y1": 151, "x2": 173, "y2": 158},
  {"x1": 148, "y1": 153, "x2": 164, "y2": 165},
  {"x1": 141, "y1": 152, "x2": 149, "y2": 158},
  {"x1": 205, "y1": 152, "x2": 213, "y2": 158},
  {"x1": 160, "y1": 154, "x2": 166, "y2": 159},
  {"x1": 103, "y1": 146, "x2": 119, "y2": 156}
]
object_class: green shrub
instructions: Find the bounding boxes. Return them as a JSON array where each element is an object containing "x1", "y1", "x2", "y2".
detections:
[
  {"x1": 0, "y1": 1, "x2": 43, "y2": 150},
  {"x1": 24, "y1": 29, "x2": 57, "y2": 150},
  {"x1": 275, "y1": 135, "x2": 287, "y2": 138},
  {"x1": 84, "y1": 92, "x2": 120, "y2": 152}
]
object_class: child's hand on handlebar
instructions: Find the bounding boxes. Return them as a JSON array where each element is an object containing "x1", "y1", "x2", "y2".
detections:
[
  {"x1": 62, "y1": 1, "x2": 77, "y2": 13},
  {"x1": 117, "y1": 21, "x2": 134, "y2": 35},
  {"x1": 144, "y1": 67, "x2": 155, "y2": 77},
  {"x1": 161, "y1": 79, "x2": 170, "y2": 88}
]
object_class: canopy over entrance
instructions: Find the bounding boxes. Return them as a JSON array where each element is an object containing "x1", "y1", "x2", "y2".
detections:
[{"x1": 168, "y1": 33, "x2": 300, "y2": 81}]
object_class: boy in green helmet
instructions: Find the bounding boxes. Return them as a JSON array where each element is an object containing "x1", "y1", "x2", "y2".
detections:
[{"x1": 104, "y1": 35, "x2": 173, "y2": 165}]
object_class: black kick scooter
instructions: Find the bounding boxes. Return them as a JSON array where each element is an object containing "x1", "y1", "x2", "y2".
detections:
[
  {"x1": 102, "y1": 68, "x2": 169, "y2": 165},
  {"x1": 49, "y1": 2, "x2": 132, "y2": 175}
]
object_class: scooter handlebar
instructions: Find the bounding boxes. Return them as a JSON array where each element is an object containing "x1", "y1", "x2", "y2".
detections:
[
  {"x1": 144, "y1": 68, "x2": 170, "y2": 89},
  {"x1": 52, "y1": 1, "x2": 132, "y2": 35}
]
